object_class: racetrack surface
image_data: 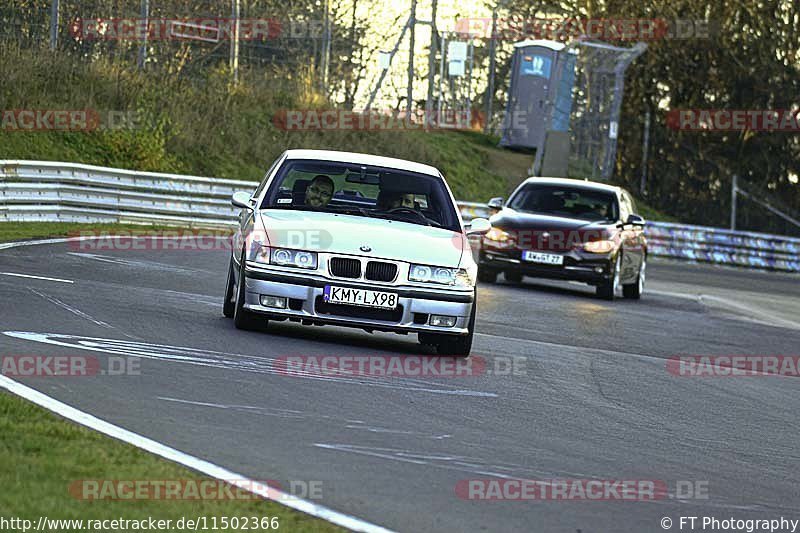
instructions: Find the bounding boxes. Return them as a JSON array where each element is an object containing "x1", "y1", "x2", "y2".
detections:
[{"x1": 1, "y1": 240, "x2": 799, "y2": 532}]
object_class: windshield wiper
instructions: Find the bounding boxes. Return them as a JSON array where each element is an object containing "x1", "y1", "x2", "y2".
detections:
[
  {"x1": 378, "y1": 209, "x2": 444, "y2": 228},
  {"x1": 327, "y1": 205, "x2": 372, "y2": 217}
]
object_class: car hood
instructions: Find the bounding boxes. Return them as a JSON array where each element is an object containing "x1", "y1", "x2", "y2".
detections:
[
  {"x1": 488, "y1": 209, "x2": 616, "y2": 251},
  {"x1": 490, "y1": 209, "x2": 610, "y2": 231},
  {"x1": 258, "y1": 209, "x2": 466, "y2": 267}
]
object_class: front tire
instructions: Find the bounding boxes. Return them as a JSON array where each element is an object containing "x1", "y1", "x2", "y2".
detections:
[
  {"x1": 623, "y1": 255, "x2": 646, "y2": 299},
  {"x1": 504, "y1": 271, "x2": 523, "y2": 284},
  {"x1": 477, "y1": 267, "x2": 498, "y2": 283},
  {"x1": 596, "y1": 253, "x2": 621, "y2": 301},
  {"x1": 223, "y1": 257, "x2": 236, "y2": 318},
  {"x1": 233, "y1": 256, "x2": 267, "y2": 331}
]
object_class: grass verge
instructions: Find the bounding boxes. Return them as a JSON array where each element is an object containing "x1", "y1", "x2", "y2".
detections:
[
  {"x1": 0, "y1": 44, "x2": 529, "y2": 202},
  {"x1": 0, "y1": 392, "x2": 344, "y2": 532},
  {"x1": 0, "y1": 222, "x2": 224, "y2": 243},
  {"x1": 0, "y1": 222, "x2": 343, "y2": 533}
]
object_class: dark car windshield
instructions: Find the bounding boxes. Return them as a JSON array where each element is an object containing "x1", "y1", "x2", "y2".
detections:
[
  {"x1": 260, "y1": 159, "x2": 461, "y2": 231},
  {"x1": 508, "y1": 184, "x2": 618, "y2": 222}
]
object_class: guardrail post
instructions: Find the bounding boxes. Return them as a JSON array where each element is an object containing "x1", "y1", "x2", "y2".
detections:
[
  {"x1": 49, "y1": 0, "x2": 60, "y2": 50},
  {"x1": 730, "y1": 174, "x2": 738, "y2": 231},
  {"x1": 137, "y1": 0, "x2": 149, "y2": 69}
]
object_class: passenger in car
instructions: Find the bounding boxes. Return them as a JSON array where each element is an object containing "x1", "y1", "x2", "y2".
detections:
[{"x1": 594, "y1": 204, "x2": 610, "y2": 220}]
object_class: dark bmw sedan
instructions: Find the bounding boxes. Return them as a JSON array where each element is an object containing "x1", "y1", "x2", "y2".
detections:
[{"x1": 477, "y1": 177, "x2": 647, "y2": 300}]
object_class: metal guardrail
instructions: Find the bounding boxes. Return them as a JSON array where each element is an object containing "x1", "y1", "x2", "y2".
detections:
[
  {"x1": 2, "y1": 161, "x2": 799, "y2": 272},
  {"x1": 435, "y1": 202, "x2": 800, "y2": 273},
  {"x1": 0, "y1": 160, "x2": 246, "y2": 227},
  {"x1": 645, "y1": 222, "x2": 800, "y2": 272}
]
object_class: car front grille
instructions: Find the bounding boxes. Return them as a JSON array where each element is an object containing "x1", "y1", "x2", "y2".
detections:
[
  {"x1": 365, "y1": 261, "x2": 397, "y2": 282},
  {"x1": 329, "y1": 257, "x2": 361, "y2": 278}
]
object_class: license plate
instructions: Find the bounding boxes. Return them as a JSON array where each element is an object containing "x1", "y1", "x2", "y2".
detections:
[
  {"x1": 522, "y1": 251, "x2": 564, "y2": 265},
  {"x1": 323, "y1": 285, "x2": 398, "y2": 309}
]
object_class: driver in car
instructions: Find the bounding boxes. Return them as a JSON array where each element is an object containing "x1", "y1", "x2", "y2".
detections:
[
  {"x1": 305, "y1": 175, "x2": 335, "y2": 208},
  {"x1": 377, "y1": 191, "x2": 415, "y2": 210}
]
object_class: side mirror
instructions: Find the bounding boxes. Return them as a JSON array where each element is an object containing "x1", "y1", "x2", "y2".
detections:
[
  {"x1": 466, "y1": 217, "x2": 492, "y2": 236},
  {"x1": 626, "y1": 214, "x2": 646, "y2": 226},
  {"x1": 487, "y1": 197, "x2": 504, "y2": 211},
  {"x1": 232, "y1": 191, "x2": 254, "y2": 210}
]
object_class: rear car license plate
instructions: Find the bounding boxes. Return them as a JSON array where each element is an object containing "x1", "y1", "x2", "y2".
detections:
[
  {"x1": 522, "y1": 251, "x2": 564, "y2": 265},
  {"x1": 323, "y1": 285, "x2": 398, "y2": 309}
]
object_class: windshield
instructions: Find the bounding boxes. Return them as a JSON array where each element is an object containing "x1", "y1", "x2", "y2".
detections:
[
  {"x1": 508, "y1": 184, "x2": 618, "y2": 222},
  {"x1": 260, "y1": 159, "x2": 461, "y2": 232}
]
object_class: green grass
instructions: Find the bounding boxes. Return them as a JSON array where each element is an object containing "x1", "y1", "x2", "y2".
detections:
[
  {"x1": 0, "y1": 222, "x2": 223, "y2": 243},
  {"x1": 0, "y1": 44, "x2": 530, "y2": 202},
  {"x1": 0, "y1": 222, "x2": 339, "y2": 531},
  {"x1": 0, "y1": 392, "x2": 343, "y2": 532}
]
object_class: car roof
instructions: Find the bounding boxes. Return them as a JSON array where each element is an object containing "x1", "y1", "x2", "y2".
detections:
[
  {"x1": 517, "y1": 177, "x2": 623, "y2": 195},
  {"x1": 283, "y1": 149, "x2": 441, "y2": 177}
]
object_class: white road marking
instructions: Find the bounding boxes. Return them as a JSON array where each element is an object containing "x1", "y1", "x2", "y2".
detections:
[
  {"x1": 68, "y1": 252, "x2": 209, "y2": 274},
  {"x1": 648, "y1": 288, "x2": 800, "y2": 330},
  {"x1": 0, "y1": 374, "x2": 394, "y2": 533},
  {"x1": 0, "y1": 272, "x2": 74, "y2": 284},
  {"x1": 157, "y1": 398, "x2": 455, "y2": 439},
  {"x1": 0, "y1": 237, "x2": 72, "y2": 251},
  {"x1": 66, "y1": 252, "x2": 127, "y2": 265},
  {"x1": 28, "y1": 288, "x2": 114, "y2": 329},
  {"x1": 313, "y1": 443, "x2": 523, "y2": 479},
  {"x1": 3, "y1": 332, "x2": 499, "y2": 397},
  {"x1": 345, "y1": 425, "x2": 452, "y2": 440},
  {"x1": 158, "y1": 397, "x2": 309, "y2": 419}
]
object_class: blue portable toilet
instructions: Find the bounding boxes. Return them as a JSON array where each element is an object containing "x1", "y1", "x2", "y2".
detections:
[{"x1": 500, "y1": 40, "x2": 576, "y2": 152}]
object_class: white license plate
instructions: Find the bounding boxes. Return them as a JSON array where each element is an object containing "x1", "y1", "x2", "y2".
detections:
[
  {"x1": 522, "y1": 251, "x2": 564, "y2": 265},
  {"x1": 323, "y1": 285, "x2": 398, "y2": 309}
]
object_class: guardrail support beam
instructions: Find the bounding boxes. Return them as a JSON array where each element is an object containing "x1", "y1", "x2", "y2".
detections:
[{"x1": 730, "y1": 174, "x2": 738, "y2": 231}]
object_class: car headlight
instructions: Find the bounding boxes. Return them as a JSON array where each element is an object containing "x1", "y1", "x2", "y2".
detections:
[
  {"x1": 583, "y1": 240, "x2": 616, "y2": 254},
  {"x1": 270, "y1": 248, "x2": 318, "y2": 269},
  {"x1": 409, "y1": 264, "x2": 473, "y2": 287},
  {"x1": 484, "y1": 228, "x2": 510, "y2": 242},
  {"x1": 248, "y1": 238, "x2": 270, "y2": 264},
  {"x1": 454, "y1": 268, "x2": 475, "y2": 288}
]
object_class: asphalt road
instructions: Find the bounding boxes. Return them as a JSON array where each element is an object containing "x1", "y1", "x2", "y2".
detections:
[{"x1": 1, "y1": 240, "x2": 799, "y2": 532}]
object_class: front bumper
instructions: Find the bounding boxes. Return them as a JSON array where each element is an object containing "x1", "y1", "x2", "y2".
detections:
[
  {"x1": 239, "y1": 263, "x2": 474, "y2": 335},
  {"x1": 479, "y1": 246, "x2": 614, "y2": 284}
]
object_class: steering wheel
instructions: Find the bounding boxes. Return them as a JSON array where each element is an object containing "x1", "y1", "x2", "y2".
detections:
[{"x1": 385, "y1": 207, "x2": 441, "y2": 227}]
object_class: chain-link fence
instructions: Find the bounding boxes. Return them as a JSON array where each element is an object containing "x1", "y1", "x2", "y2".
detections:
[
  {"x1": 567, "y1": 41, "x2": 645, "y2": 181},
  {"x1": 1, "y1": 0, "x2": 331, "y2": 81}
]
